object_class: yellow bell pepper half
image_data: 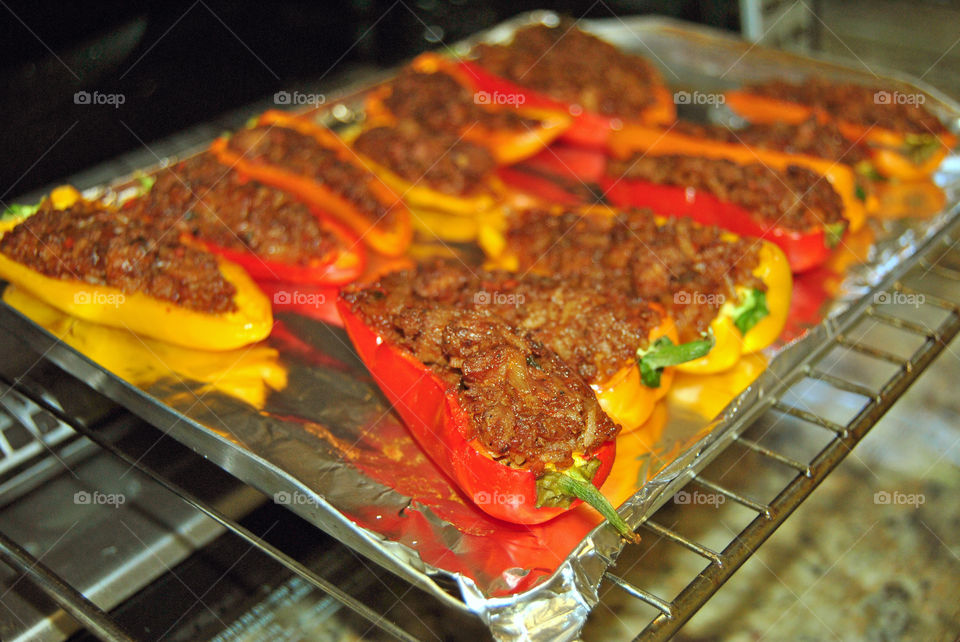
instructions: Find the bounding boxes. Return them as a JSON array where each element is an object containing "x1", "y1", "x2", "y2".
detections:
[
  {"x1": 0, "y1": 194, "x2": 274, "y2": 351},
  {"x1": 669, "y1": 353, "x2": 769, "y2": 420},
  {"x1": 479, "y1": 209, "x2": 792, "y2": 377},
  {"x1": 676, "y1": 240, "x2": 791, "y2": 375},
  {"x1": 3, "y1": 286, "x2": 286, "y2": 409},
  {"x1": 0, "y1": 251, "x2": 273, "y2": 351},
  {"x1": 591, "y1": 312, "x2": 679, "y2": 433}
]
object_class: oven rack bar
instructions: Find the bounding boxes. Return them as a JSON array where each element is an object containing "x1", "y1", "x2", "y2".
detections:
[
  {"x1": 0, "y1": 381, "x2": 419, "y2": 642},
  {"x1": 0, "y1": 529, "x2": 134, "y2": 642},
  {"x1": 598, "y1": 230, "x2": 960, "y2": 640}
]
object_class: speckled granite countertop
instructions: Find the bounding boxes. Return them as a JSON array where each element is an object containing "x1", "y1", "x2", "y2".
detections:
[{"x1": 581, "y1": 333, "x2": 960, "y2": 641}]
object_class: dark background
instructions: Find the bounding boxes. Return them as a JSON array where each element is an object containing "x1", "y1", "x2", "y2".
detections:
[{"x1": 0, "y1": 1, "x2": 739, "y2": 200}]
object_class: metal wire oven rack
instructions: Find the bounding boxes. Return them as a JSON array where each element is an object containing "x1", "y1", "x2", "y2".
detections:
[{"x1": 0, "y1": 207, "x2": 958, "y2": 640}]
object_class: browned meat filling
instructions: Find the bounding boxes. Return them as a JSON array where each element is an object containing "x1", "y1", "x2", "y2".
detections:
[
  {"x1": 0, "y1": 199, "x2": 237, "y2": 313},
  {"x1": 383, "y1": 68, "x2": 538, "y2": 133},
  {"x1": 608, "y1": 154, "x2": 845, "y2": 231},
  {"x1": 743, "y1": 77, "x2": 947, "y2": 135},
  {"x1": 127, "y1": 153, "x2": 340, "y2": 267},
  {"x1": 370, "y1": 260, "x2": 663, "y2": 384},
  {"x1": 342, "y1": 288, "x2": 619, "y2": 473},
  {"x1": 353, "y1": 124, "x2": 495, "y2": 196},
  {"x1": 501, "y1": 209, "x2": 765, "y2": 341},
  {"x1": 671, "y1": 119, "x2": 869, "y2": 166},
  {"x1": 473, "y1": 22, "x2": 662, "y2": 118},
  {"x1": 226, "y1": 125, "x2": 394, "y2": 223}
]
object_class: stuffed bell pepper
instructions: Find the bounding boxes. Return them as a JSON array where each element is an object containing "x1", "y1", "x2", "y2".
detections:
[
  {"x1": 725, "y1": 76, "x2": 957, "y2": 181},
  {"x1": 364, "y1": 53, "x2": 571, "y2": 164},
  {"x1": 209, "y1": 110, "x2": 412, "y2": 256},
  {"x1": 499, "y1": 137, "x2": 857, "y2": 271},
  {"x1": 349, "y1": 121, "x2": 505, "y2": 242},
  {"x1": 127, "y1": 153, "x2": 367, "y2": 286},
  {"x1": 607, "y1": 123, "x2": 867, "y2": 236},
  {"x1": 0, "y1": 192, "x2": 272, "y2": 351},
  {"x1": 338, "y1": 278, "x2": 638, "y2": 539},
  {"x1": 364, "y1": 260, "x2": 713, "y2": 430},
  {"x1": 463, "y1": 21, "x2": 675, "y2": 148},
  {"x1": 481, "y1": 207, "x2": 791, "y2": 374},
  {"x1": 603, "y1": 153, "x2": 848, "y2": 273}
]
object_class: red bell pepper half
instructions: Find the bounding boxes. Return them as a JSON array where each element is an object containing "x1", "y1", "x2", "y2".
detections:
[
  {"x1": 502, "y1": 143, "x2": 841, "y2": 273},
  {"x1": 497, "y1": 166, "x2": 596, "y2": 207},
  {"x1": 336, "y1": 295, "x2": 637, "y2": 539},
  {"x1": 183, "y1": 212, "x2": 366, "y2": 286},
  {"x1": 601, "y1": 177, "x2": 838, "y2": 273}
]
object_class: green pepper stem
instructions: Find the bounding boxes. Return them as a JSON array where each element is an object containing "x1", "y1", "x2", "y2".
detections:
[
  {"x1": 729, "y1": 288, "x2": 770, "y2": 335},
  {"x1": 554, "y1": 472, "x2": 639, "y2": 542},
  {"x1": 824, "y1": 222, "x2": 846, "y2": 249},
  {"x1": 902, "y1": 133, "x2": 941, "y2": 165},
  {"x1": 636, "y1": 334, "x2": 715, "y2": 388},
  {"x1": 2, "y1": 202, "x2": 41, "y2": 221}
]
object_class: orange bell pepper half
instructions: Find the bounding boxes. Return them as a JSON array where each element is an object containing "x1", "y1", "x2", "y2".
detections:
[
  {"x1": 725, "y1": 89, "x2": 956, "y2": 181},
  {"x1": 210, "y1": 111, "x2": 412, "y2": 257},
  {"x1": 364, "y1": 53, "x2": 572, "y2": 165}
]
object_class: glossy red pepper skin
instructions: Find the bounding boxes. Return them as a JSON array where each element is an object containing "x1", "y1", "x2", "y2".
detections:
[
  {"x1": 600, "y1": 177, "x2": 832, "y2": 273},
  {"x1": 182, "y1": 215, "x2": 366, "y2": 286},
  {"x1": 497, "y1": 166, "x2": 590, "y2": 207},
  {"x1": 121, "y1": 195, "x2": 367, "y2": 286},
  {"x1": 506, "y1": 144, "x2": 834, "y2": 273},
  {"x1": 457, "y1": 60, "x2": 672, "y2": 149},
  {"x1": 337, "y1": 296, "x2": 616, "y2": 525}
]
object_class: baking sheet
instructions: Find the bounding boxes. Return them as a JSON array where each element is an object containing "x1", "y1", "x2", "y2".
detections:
[{"x1": 1, "y1": 11, "x2": 959, "y2": 640}]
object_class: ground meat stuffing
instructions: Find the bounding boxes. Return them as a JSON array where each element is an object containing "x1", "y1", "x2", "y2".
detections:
[
  {"x1": 501, "y1": 209, "x2": 765, "y2": 341},
  {"x1": 368, "y1": 260, "x2": 663, "y2": 384},
  {"x1": 743, "y1": 77, "x2": 947, "y2": 135},
  {"x1": 342, "y1": 287, "x2": 620, "y2": 473},
  {"x1": 608, "y1": 154, "x2": 846, "y2": 231},
  {"x1": 383, "y1": 68, "x2": 538, "y2": 133},
  {"x1": 126, "y1": 153, "x2": 341, "y2": 267},
  {"x1": 671, "y1": 118, "x2": 869, "y2": 166},
  {"x1": 0, "y1": 198, "x2": 237, "y2": 313},
  {"x1": 226, "y1": 125, "x2": 395, "y2": 224},
  {"x1": 473, "y1": 22, "x2": 663, "y2": 118},
  {"x1": 352, "y1": 123, "x2": 496, "y2": 196}
]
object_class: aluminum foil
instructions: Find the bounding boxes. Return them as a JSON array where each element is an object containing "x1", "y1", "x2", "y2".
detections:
[{"x1": 1, "y1": 11, "x2": 959, "y2": 640}]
